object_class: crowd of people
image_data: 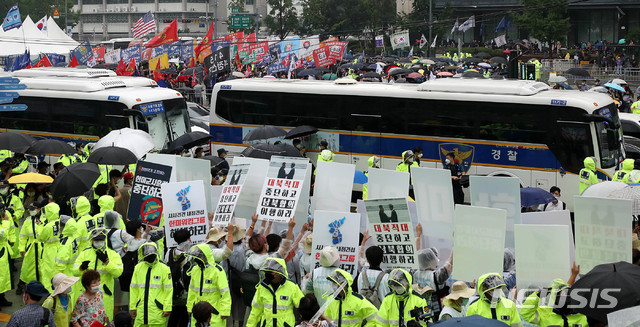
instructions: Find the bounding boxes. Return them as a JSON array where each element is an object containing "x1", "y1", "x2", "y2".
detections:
[{"x1": 0, "y1": 140, "x2": 637, "y2": 327}]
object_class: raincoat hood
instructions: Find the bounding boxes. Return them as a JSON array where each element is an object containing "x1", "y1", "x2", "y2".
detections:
[
  {"x1": 44, "y1": 202, "x2": 60, "y2": 222},
  {"x1": 388, "y1": 268, "x2": 413, "y2": 297},
  {"x1": 368, "y1": 156, "x2": 379, "y2": 168},
  {"x1": 138, "y1": 242, "x2": 159, "y2": 263},
  {"x1": 327, "y1": 268, "x2": 353, "y2": 297},
  {"x1": 187, "y1": 243, "x2": 210, "y2": 266},
  {"x1": 477, "y1": 273, "x2": 506, "y2": 302},
  {"x1": 60, "y1": 215, "x2": 77, "y2": 237},
  {"x1": 503, "y1": 249, "x2": 515, "y2": 272},
  {"x1": 75, "y1": 196, "x2": 91, "y2": 217},
  {"x1": 320, "y1": 150, "x2": 335, "y2": 162},
  {"x1": 547, "y1": 278, "x2": 570, "y2": 305},
  {"x1": 98, "y1": 195, "x2": 115, "y2": 212},
  {"x1": 584, "y1": 157, "x2": 596, "y2": 172},
  {"x1": 622, "y1": 158, "x2": 634, "y2": 172},
  {"x1": 417, "y1": 248, "x2": 439, "y2": 271},
  {"x1": 104, "y1": 211, "x2": 120, "y2": 229},
  {"x1": 260, "y1": 257, "x2": 288, "y2": 279}
]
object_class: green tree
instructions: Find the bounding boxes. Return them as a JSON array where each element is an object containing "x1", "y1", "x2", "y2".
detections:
[
  {"x1": 628, "y1": 27, "x2": 640, "y2": 43},
  {"x1": 262, "y1": 0, "x2": 299, "y2": 40},
  {"x1": 0, "y1": 0, "x2": 78, "y2": 30},
  {"x1": 300, "y1": 0, "x2": 366, "y2": 37},
  {"x1": 513, "y1": 0, "x2": 570, "y2": 44}
]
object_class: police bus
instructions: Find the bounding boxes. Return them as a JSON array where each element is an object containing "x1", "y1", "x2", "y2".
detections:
[
  {"x1": 2, "y1": 67, "x2": 190, "y2": 151},
  {"x1": 209, "y1": 78, "x2": 624, "y2": 210}
]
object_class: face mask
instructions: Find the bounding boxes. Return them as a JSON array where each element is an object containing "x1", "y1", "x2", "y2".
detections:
[
  {"x1": 93, "y1": 240, "x2": 106, "y2": 249},
  {"x1": 407, "y1": 158, "x2": 413, "y2": 164},
  {"x1": 64, "y1": 287, "x2": 72, "y2": 295},
  {"x1": 29, "y1": 210, "x2": 38, "y2": 216},
  {"x1": 445, "y1": 159, "x2": 451, "y2": 165},
  {"x1": 461, "y1": 298, "x2": 469, "y2": 306},
  {"x1": 177, "y1": 241, "x2": 190, "y2": 252},
  {"x1": 91, "y1": 284, "x2": 101, "y2": 293},
  {"x1": 417, "y1": 153, "x2": 423, "y2": 158},
  {"x1": 391, "y1": 284, "x2": 406, "y2": 295},
  {"x1": 263, "y1": 273, "x2": 275, "y2": 284},
  {"x1": 48, "y1": 194, "x2": 53, "y2": 199},
  {"x1": 219, "y1": 176, "x2": 225, "y2": 182},
  {"x1": 144, "y1": 254, "x2": 157, "y2": 263},
  {"x1": 0, "y1": 188, "x2": 8, "y2": 195},
  {"x1": 27, "y1": 191, "x2": 35, "y2": 197}
]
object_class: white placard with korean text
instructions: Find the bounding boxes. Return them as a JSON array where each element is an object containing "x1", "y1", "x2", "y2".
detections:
[
  {"x1": 312, "y1": 210, "x2": 361, "y2": 276},
  {"x1": 162, "y1": 180, "x2": 209, "y2": 248},
  {"x1": 231, "y1": 157, "x2": 270, "y2": 219},
  {"x1": 452, "y1": 205, "x2": 506, "y2": 282},
  {"x1": 470, "y1": 176, "x2": 520, "y2": 248},
  {"x1": 521, "y1": 211, "x2": 575, "y2": 264},
  {"x1": 367, "y1": 169, "x2": 409, "y2": 199},
  {"x1": 411, "y1": 167, "x2": 455, "y2": 240},
  {"x1": 212, "y1": 164, "x2": 249, "y2": 226},
  {"x1": 574, "y1": 196, "x2": 632, "y2": 272},
  {"x1": 312, "y1": 161, "x2": 355, "y2": 213},
  {"x1": 515, "y1": 224, "x2": 571, "y2": 289},
  {"x1": 256, "y1": 156, "x2": 310, "y2": 222},
  {"x1": 365, "y1": 198, "x2": 418, "y2": 271}
]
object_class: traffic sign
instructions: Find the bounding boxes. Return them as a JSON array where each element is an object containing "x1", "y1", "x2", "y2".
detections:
[
  {"x1": 0, "y1": 92, "x2": 19, "y2": 98},
  {"x1": 0, "y1": 84, "x2": 26, "y2": 90},
  {"x1": 231, "y1": 7, "x2": 240, "y2": 13},
  {"x1": 53, "y1": 8, "x2": 60, "y2": 19},
  {"x1": 0, "y1": 77, "x2": 19, "y2": 84},
  {"x1": 0, "y1": 97, "x2": 15, "y2": 104},
  {"x1": 230, "y1": 15, "x2": 251, "y2": 29},
  {"x1": 0, "y1": 104, "x2": 27, "y2": 111}
]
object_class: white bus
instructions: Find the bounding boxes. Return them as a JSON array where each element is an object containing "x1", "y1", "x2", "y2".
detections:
[
  {"x1": 2, "y1": 67, "x2": 190, "y2": 150},
  {"x1": 209, "y1": 78, "x2": 624, "y2": 210}
]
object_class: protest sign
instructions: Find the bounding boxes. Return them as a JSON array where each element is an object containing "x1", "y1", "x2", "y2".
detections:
[
  {"x1": 121, "y1": 45, "x2": 142, "y2": 63},
  {"x1": 313, "y1": 47, "x2": 332, "y2": 67},
  {"x1": 267, "y1": 62, "x2": 287, "y2": 75},
  {"x1": 312, "y1": 210, "x2": 361, "y2": 275},
  {"x1": 256, "y1": 156, "x2": 309, "y2": 222},
  {"x1": 390, "y1": 30, "x2": 409, "y2": 50},
  {"x1": 325, "y1": 41, "x2": 347, "y2": 61},
  {"x1": 231, "y1": 157, "x2": 269, "y2": 219},
  {"x1": 515, "y1": 224, "x2": 570, "y2": 289},
  {"x1": 312, "y1": 161, "x2": 355, "y2": 214},
  {"x1": 521, "y1": 211, "x2": 575, "y2": 263},
  {"x1": 205, "y1": 46, "x2": 231, "y2": 75},
  {"x1": 470, "y1": 176, "x2": 520, "y2": 248},
  {"x1": 452, "y1": 205, "x2": 506, "y2": 282},
  {"x1": 298, "y1": 36, "x2": 320, "y2": 62},
  {"x1": 367, "y1": 169, "x2": 409, "y2": 200},
  {"x1": 365, "y1": 198, "x2": 417, "y2": 270},
  {"x1": 73, "y1": 41, "x2": 93, "y2": 65},
  {"x1": 411, "y1": 167, "x2": 454, "y2": 240},
  {"x1": 212, "y1": 163, "x2": 249, "y2": 226},
  {"x1": 574, "y1": 196, "x2": 632, "y2": 272},
  {"x1": 92, "y1": 46, "x2": 105, "y2": 62},
  {"x1": 279, "y1": 36, "x2": 300, "y2": 59},
  {"x1": 162, "y1": 180, "x2": 209, "y2": 247},
  {"x1": 127, "y1": 161, "x2": 172, "y2": 226},
  {"x1": 105, "y1": 49, "x2": 121, "y2": 64},
  {"x1": 180, "y1": 41, "x2": 194, "y2": 61}
]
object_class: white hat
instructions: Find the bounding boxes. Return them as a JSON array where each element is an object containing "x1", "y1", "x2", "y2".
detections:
[
  {"x1": 319, "y1": 246, "x2": 339, "y2": 267},
  {"x1": 51, "y1": 273, "x2": 80, "y2": 297},
  {"x1": 205, "y1": 227, "x2": 226, "y2": 243},
  {"x1": 302, "y1": 234, "x2": 313, "y2": 255},
  {"x1": 445, "y1": 281, "x2": 475, "y2": 300}
]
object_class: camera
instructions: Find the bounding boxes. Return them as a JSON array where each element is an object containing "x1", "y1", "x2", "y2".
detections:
[{"x1": 409, "y1": 306, "x2": 433, "y2": 322}]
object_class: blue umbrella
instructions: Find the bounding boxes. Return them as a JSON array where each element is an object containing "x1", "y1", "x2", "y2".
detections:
[
  {"x1": 604, "y1": 82, "x2": 626, "y2": 92},
  {"x1": 520, "y1": 187, "x2": 556, "y2": 207},
  {"x1": 354, "y1": 171, "x2": 368, "y2": 184},
  {"x1": 433, "y1": 315, "x2": 512, "y2": 326},
  {"x1": 367, "y1": 64, "x2": 378, "y2": 70}
]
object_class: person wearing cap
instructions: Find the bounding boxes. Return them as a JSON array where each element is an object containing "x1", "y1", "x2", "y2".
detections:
[
  {"x1": 412, "y1": 248, "x2": 452, "y2": 319},
  {"x1": 37, "y1": 161, "x2": 50, "y2": 175},
  {"x1": 38, "y1": 202, "x2": 63, "y2": 292},
  {"x1": 129, "y1": 242, "x2": 173, "y2": 327},
  {"x1": 438, "y1": 281, "x2": 475, "y2": 320},
  {"x1": 363, "y1": 156, "x2": 380, "y2": 200},
  {"x1": 303, "y1": 246, "x2": 341, "y2": 307},
  {"x1": 166, "y1": 228, "x2": 191, "y2": 327},
  {"x1": 73, "y1": 196, "x2": 95, "y2": 251},
  {"x1": 466, "y1": 273, "x2": 521, "y2": 326},
  {"x1": 75, "y1": 143, "x2": 88, "y2": 163},
  {"x1": 73, "y1": 228, "x2": 124, "y2": 320},
  {"x1": 43, "y1": 273, "x2": 81, "y2": 327},
  {"x1": 12, "y1": 152, "x2": 29, "y2": 174},
  {"x1": 17, "y1": 202, "x2": 43, "y2": 294},
  {"x1": 0, "y1": 179, "x2": 25, "y2": 227},
  {"x1": 299, "y1": 233, "x2": 314, "y2": 278},
  {"x1": 185, "y1": 243, "x2": 231, "y2": 327},
  {"x1": 520, "y1": 268, "x2": 586, "y2": 327},
  {"x1": 375, "y1": 268, "x2": 429, "y2": 326},
  {"x1": 6, "y1": 281, "x2": 55, "y2": 327},
  {"x1": 0, "y1": 203, "x2": 13, "y2": 307},
  {"x1": 324, "y1": 269, "x2": 378, "y2": 327},
  {"x1": 217, "y1": 148, "x2": 229, "y2": 171},
  {"x1": 247, "y1": 257, "x2": 304, "y2": 327}
]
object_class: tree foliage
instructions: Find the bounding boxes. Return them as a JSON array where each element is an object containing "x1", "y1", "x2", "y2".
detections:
[
  {"x1": 262, "y1": 0, "x2": 299, "y2": 40},
  {"x1": 300, "y1": 0, "x2": 368, "y2": 37},
  {"x1": 513, "y1": 0, "x2": 570, "y2": 44},
  {"x1": 0, "y1": 0, "x2": 78, "y2": 30},
  {"x1": 226, "y1": 0, "x2": 258, "y2": 35}
]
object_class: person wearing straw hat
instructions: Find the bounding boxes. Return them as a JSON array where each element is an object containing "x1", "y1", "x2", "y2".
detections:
[
  {"x1": 43, "y1": 273, "x2": 81, "y2": 327},
  {"x1": 299, "y1": 233, "x2": 314, "y2": 278},
  {"x1": 438, "y1": 281, "x2": 475, "y2": 320},
  {"x1": 202, "y1": 224, "x2": 234, "y2": 264}
]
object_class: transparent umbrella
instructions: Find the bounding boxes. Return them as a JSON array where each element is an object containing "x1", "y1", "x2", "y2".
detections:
[
  {"x1": 94, "y1": 128, "x2": 155, "y2": 159},
  {"x1": 581, "y1": 181, "x2": 627, "y2": 198},
  {"x1": 608, "y1": 185, "x2": 640, "y2": 215}
]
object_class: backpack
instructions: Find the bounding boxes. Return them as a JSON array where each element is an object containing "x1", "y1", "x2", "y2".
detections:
[
  {"x1": 234, "y1": 266, "x2": 260, "y2": 307},
  {"x1": 40, "y1": 307, "x2": 51, "y2": 327},
  {"x1": 119, "y1": 250, "x2": 138, "y2": 292},
  {"x1": 359, "y1": 269, "x2": 385, "y2": 308}
]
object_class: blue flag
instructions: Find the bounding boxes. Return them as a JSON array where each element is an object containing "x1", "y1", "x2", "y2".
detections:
[
  {"x1": 496, "y1": 16, "x2": 512, "y2": 33},
  {"x1": 72, "y1": 41, "x2": 93, "y2": 65},
  {"x1": 2, "y1": 4, "x2": 21, "y2": 32}
]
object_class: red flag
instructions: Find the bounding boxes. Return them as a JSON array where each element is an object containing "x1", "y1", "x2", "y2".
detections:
[
  {"x1": 189, "y1": 57, "x2": 196, "y2": 67},
  {"x1": 115, "y1": 58, "x2": 126, "y2": 75},
  {"x1": 33, "y1": 55, "x2": 52, "y2": 68},
  {"x1": 235, "y1": 51, "x2": 242, "y2": 71},
  {"x1": 68, "y1": 56, "x2": 79, "y2": 67},
  {"x1": 123, "y1": 58, "x2": 136, "y2": 76},
  {"x1": 153, "y1": 70, "x2": 163, "y2": 82},
  {"x1": 145, "y1": 19, "x2": 179, "y2": 48},
  {"x1": 191, "y1": 70, "x2": 197, "y2": 87},
  {"x1": 195, "y1": 23, "x2": 214, "y2": 59}
]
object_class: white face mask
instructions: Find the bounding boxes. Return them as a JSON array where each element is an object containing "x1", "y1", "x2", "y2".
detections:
[
  {"x1": 29, "y1": 210, "x2": 38, "y2": 216},
  {"x1": 0, "y1": 188, "x2": 8, "y2": 195},
  {"x1": 417, "y1": 153, "x2": 423, "y2": 158},
  {"x1": 91, "y1": 284, "x2": 101, "y2": 293},
  {"x1": 177, "y1": 240, "x2": 190, "y2": 252},
  {"x1": 445, "y1": 159, "x2": 451, "y2": 165},
  {"x1": 93, "y1": 240, "x2": 106, "y2": 249},
  {"x1": 64, "y1": 287, "x2": 72, "y2": 294}
]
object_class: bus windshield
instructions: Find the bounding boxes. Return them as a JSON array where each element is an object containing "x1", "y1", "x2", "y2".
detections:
[
  {"x1": 135, "y1": 98, "x2": 189, "y2": 150},
  {"x1": 595, "y1": 106, "x2": 624, "y2": 169}
]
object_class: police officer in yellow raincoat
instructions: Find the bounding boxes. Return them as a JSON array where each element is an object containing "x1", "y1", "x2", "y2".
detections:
[
  {"x1": 375, "y1": 268, "x2": 429, "y2": 326},
  {"x1": 18, "y1": 203, "x2": 43, "y2": 293},
  {"x1": 325, "y1": 269, "x2": 378, "y2": 327},
  {"x1": 74, "y1": 195, "x2": 95, "y2": 251},
  {"x1": 38, "y1": 202, "x2": 62, "y2": 292},
  {"x1": 130, "y1": 242, "x2": 173, "y2": 327},
  {"x1": 0, "y1": 203, "x2": 13, "y2": 307}
]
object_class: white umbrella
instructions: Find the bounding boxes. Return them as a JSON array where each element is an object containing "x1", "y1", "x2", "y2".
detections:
[
  {"x1": 478, "y1": 62, "x2": 491, "y2": 68},
  {"x1": 611, "y1": 78, "x2": 627, "y2": 85},
  {"x1": 94, "y1": 128, "x2": 155, "y2": 159},
  {"x1": 420, "y1": 59, "x2": 435, "y2": 65},
  {"x1": 548, "y1": 75, "x2": 567, "y2": 83},
  {"x1": 589, "y1": 86, "x2": 609, "y2": 93},
  {"x1": 608, "y1": 186, "x2": 640, "y2": 215},
  {"x1": 581, "y1": 181, "x2": 628, "y2": 198}
]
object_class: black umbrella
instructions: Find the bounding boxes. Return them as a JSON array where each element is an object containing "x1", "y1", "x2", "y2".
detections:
[
  {"x1": 474, "y1": 52, "x2": 491, "y2": 59},
  {"x1": 0, "y1": 132, "x2": 36, "y2": 153},
  {"x1": 298, "y1": 69, "x2": 319, "y2": 77},
  {"x1": 570, "y1": 261, "x2": 640, "y2": 323},
  {"x1": 26, "y1": 139, "x2": 76, "y2": 155},
  {"x1": 338, "y1": 63, "x2": 353, "y2": 70},
  {"x1": 351, "y1": 63, "x2": 365, "y2": 71},
  {"x1": 389, "y1": 68, "x2": 412, "y2": 76},
  {"x1": 489, "y1": 56, "x2": 508, "y2": 65},
  {"x1": 284, "y1": 125, "x2": 318, "y2": 139},
  {"x1": 566, "y1": 67, "x2": 591, "y2": 77},
  {"x1": 362, "y1": 71, "x2": 382, "y2": 79},
  {"x1": 314, "y1": 67, "x2": 330, "y2": 73},
  {"x1": 462, "y1": 57, "x2": 483, "y2": 64},
  {"x1": 462, "y1": 71, "x2": 484, "y2": 78},
  {"x1": 160, "y1": 68, "x2": 177, "y2": 75},
  {"x1": 199, "y1": 155, "x2": 225, "y2": 167},
  {"x1": 168, "y1": 131, "x2": 212, "y2": 152},
  {"x1": 182, "y1": 66, "x2": 205, "y2": 75},
  {"x1": 88, "y1": 146, "x2": 138, "y2": 165},
  {"x1": 50, "y1": 162, "x2": 100, "y2": 201},
  {"x1": 240, "y1": 143, "x2": 302, "y2": 159},
  {"x1": 242, "y1": 126, "x2": 287, "y2": 142}
]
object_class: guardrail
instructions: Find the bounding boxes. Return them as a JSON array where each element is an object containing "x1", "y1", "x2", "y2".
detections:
[{"x1": 540, "y1": 59, "x2": 640, "y2": 82}]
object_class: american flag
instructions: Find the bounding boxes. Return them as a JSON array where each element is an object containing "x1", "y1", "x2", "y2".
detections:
[{"x1": 132, "y1": 11, "x2": 156, "y2": 39}]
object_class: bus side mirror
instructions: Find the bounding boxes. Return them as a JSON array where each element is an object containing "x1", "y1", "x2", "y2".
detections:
[{"x1": 607, "y1": 130, "x2": 617, "y2": 150}]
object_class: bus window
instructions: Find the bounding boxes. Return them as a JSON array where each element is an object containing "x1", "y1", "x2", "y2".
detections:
[
  {"x1": 595, "y1": 121, "x2": 623, "y2": 169},
  {"x1": 551, "y1": 123, "x2": 594, "y2": 173}
]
